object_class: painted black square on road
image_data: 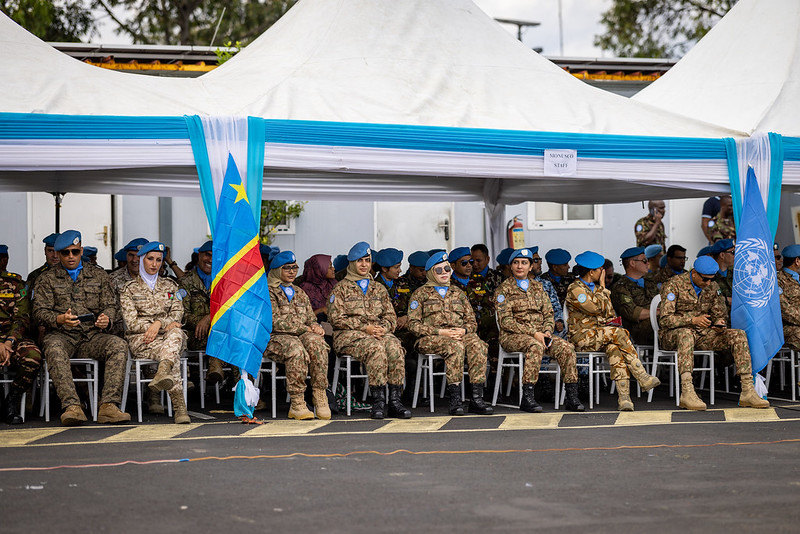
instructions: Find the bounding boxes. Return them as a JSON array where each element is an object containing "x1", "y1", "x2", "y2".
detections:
[
  {"x1": 558, "y1": 412, "x2": 619, "y2": 427},
  {"x1": 31, "y1": 427, "x2": 129, "y2": 445},
  {"x1": 771, "y1": 404, "x2": 800, "y2": 419},
  {"x1": 178, "y1": 422, "x2": 254, "y2": 438},
  {"x1": 309, "y1": 419, "x2": 388, "y2": 433},
  {"x1": 439, "y1": 416, "x2": 504, "y2": 431},
  {"x1": 671, "y1": 410, "x2": 726, "y2": 422}
]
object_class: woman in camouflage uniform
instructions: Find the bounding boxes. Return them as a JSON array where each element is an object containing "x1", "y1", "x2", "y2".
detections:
[
  {"x1": 120, "y1": 241, "x2": 189, "y2": 424},
  {"x1": 407, "y1": 251, "x2": 493, "y2": 416}
]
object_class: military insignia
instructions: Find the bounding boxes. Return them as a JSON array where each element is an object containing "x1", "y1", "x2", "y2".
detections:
[
  {"x1": 176, "y1": 288, "x2": 187, "y2": 301},
  {"x1": 359, "y1": 280, "x2": 368, "y2": 288},
  {"x1": 437, "y1": 287, "x2": 447, "y2": 297},
  {"x1": 330, "y1": 295, "x2": 335, "y2": 303},
  {"x1": 521, "y1": 249, "x2": 529, "y2": 257},
  {"x1": 636, "y1": 224, "x2": 643, "y2": 232},
  {"x1": 410, "y1": 300, "x2": 419, "y2": 310},
  {"x1": 167, "y1": 292, "x2": 174, "y2": 299},
  {"x1": 365, "y1": 248, "x2": 371, "y2": 256},
  {"x1": 158, "y1": 244, "x2": 165, "y2": 251},
  {"x1": 779, "y1": 288, "x2": 783, "y2": 294},
  {"x1": 717, "y1": 289, "x2": 721, "y2": 295},
  {"x1": 0, "y1": 292, "x2": 13, "y2": 298},
  {"x1": 667, "y1": 292, "x2": 676, "y2": 301},
  {"x1": 73, "y1": 237, "x2": 80, "y2": 245},
  {"x1": 497, "y1": 294, "x2": 505, "y2": 303},
  {"x1": 708, "y1": 220, "x2": 715, "y2": 228},
  {"x1": 19, "y1": 288, "x2": 27, "y2": 298},
  {"x1": 577, "y1": 293, "x2": 587, "y2": 303},
  {"x1": 398, "y1": 288, "x2": 410, "y2": 293},
  {"x1": 442, "y1": 253, "x2": 448, "y2": 261},
  {"x1": 519, "y1": 280, "x2": 529, "y2": 291}
]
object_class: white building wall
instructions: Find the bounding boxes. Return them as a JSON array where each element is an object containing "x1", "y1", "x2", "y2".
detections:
[{"x1": 0, "y1": 192, "x2": 30, "y2": 276}]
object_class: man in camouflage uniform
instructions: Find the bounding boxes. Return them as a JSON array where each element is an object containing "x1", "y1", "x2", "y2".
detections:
[
  {"x1": 526, "y1": 246, "x2": 567, "y2": 340},
  {"x1": 634, "y1": 200, "x2": 667, "y2": 248},
  {"x1": 32, "y1": 230, "x2": 131, "y2": 426},
  {"x1": 0, "y1": 262, "x2": 42, "y2": 424},
  {"x1": 471, "y1": 244, "x2": 504, "y2": 295},
  {"x1": 658, "y1": 256, "x2": 769, "y2": 411},
  {"x1": 566, "y1": 251, "x2": 660, "y2": 411},
  {"x1": 399, "y1": 251, "x2": 428, "y2": 294},
  {"x1": 777, "y1": 245, "x2": 800, "y2": 355},
  {"x1": 26, "y1": 233, "x2": 60, "y2": 345},
  {"x1": 711, "y1": 239, "x2": 735, "y2": 317},
  {"x1": 540, "y1": 248, "x2": 575, "y2": 305},
  {"x1": 407, "y1": 251, "x2": 493, "y2": 416},
  {"x1": 496, "y1": 248, "x2": 583, "y2": 413},
  {"x1": 329, "y1": 242, "x2": 410, "y2": 420},
  {"x1": 708, "y1": 195, "x2": 736, "y2": 242},
  {"x1": 374, "y1": 248, "x2": 414, "y2": 350},
  {"x1": 109, "y1": 238, "x2": 148, "y2": 290},
  {"x1": 265, "y1": 251, "x2": 330, "y2": 420},
  {"x1": 645, "y1": 244, "x2": 688, "y2": 296},
  {"x1": 611, "y1": 247, "x2": 656, "y2": 346}
]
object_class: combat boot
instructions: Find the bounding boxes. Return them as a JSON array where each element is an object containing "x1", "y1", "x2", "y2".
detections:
[
  {"x1": 148, "y1": 389, "x2": 165, "y2": 414},
  {"x1": 738, "y1": 374, "x2": 770, "y2": 408},
  {"x1": 447, "y1": 383, "x2": 465, "y2": 416},
  {"x1": 616, "y1": 379, "x2": 634, "y2": 411},
  {"x1": 287, "y1": 395, "x2": 314, "y2": 420},
  {"x1": 168, "y1": 389, "x2": 191, "y2": 424},
  {"x1": 4, "y1": 388, "x2": 24, "y2": 424},
  {"x1": 468, "y1": 383, "x2": 493, "y2": 415},
  {"x1": 629, "y1": 359, "x2": 661, "y2": 392},
  {"x1": 388, "y1": 384, "x2": 412, "y2": 418},
  {"x1": 369, "y1": 385, "x2": 386, "y2": 420},
  {"x1": 563, "y1": 383, "x2": 585, "y2": 412},
  {"x1": 312, "y1": 388, "x2": 332, "y2": 420},
  {"x1": 206, "y1": 357, "x2": 224, "y2": 385},
  {"x1": 149, "y1": 360, "x2": 174, "y2": 391},
  {"x1": 520, "y1": 383, "x2": 543, "y2": 413},
  {"x1": 60, "y1": 404, "x2": 87, "y2": 426},
  {"x1": 679, "y1": 372, "x2": 707, "y2": 411},
  {"x1": 97, "y1": 403, "x2": 132, "y2": 424}
]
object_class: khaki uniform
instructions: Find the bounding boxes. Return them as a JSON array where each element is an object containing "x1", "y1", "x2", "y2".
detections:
[
  {"x1": 709, "y1": 214, "x2": 736, "y2": 242},
  {"x1": 399, "y1": 271, "x2": 426, "y2": 295},
  {"x1": 26, "y1": 263, "x2": 50, "y2": 299},
  {"x1": 407, "y1": 285, "x2": 487, "y2": 384},
  {"x1": 714, "y1": 268, "x2": 734, "y2": 317},
  {"x1": 496, "y1": 277, "x2": 578, "y2": 384},
  {"x1": 329, "y1": 279, "x2": 405, "y2": 386},
  {"x1": 32, "y1": 263, "x2": 128, "y2": 409},
  {"x1": 120, "y1": 276, "x2": 187, "y2": 395},
  {"x1": 634, "y1": 214, "x2": 667, "y2": 248},
  {"x1": 657, "y1": 272, "x2": 752, "y2": 376},
  {"x1": 265, "y1": 285, "x2": 329, "y2": 395},
  {"x1": 480, "y1": 268, "x2": 505, "y2": 296},
  {"x1": 451, "y1": 275, "x2": 498, "y2": 346},
  {"x1": 178, "y1": 269, "x2": 211, "y2": 351},
  {"x1": 777, "y1": 270, "x2": 800, "y2": 351},
  {"x1": 0, "y1": 272, "x2": 42, "y2": 392},
  {"x1": 565, "y1": 279, "x2": 641, "y2": 381},
  {"x1": 610, "y1": 276, "x2": 655, "y2": 345}
]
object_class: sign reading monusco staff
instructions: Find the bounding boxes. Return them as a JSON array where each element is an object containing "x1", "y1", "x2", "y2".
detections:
[{"x1": 544, "y1": 149, "x2": 577, "y2": 176}]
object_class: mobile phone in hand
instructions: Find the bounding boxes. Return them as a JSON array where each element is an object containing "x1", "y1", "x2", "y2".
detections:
[
  {"x1": 544, "y1": 336, "x2": 553, "y2": 348},
  {"x1": 76, "y1": 313, "x2": 96, "y2": 324}
]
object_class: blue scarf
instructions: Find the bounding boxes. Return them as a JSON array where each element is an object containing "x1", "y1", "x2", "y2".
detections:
[
  {"x1": 434, "y1": 286, "x2": 448, "y2": 298},
  {"x1": 196, "y1": 267, "x2": 212, "y2": 291},
  {"x1": 784, "y1": 268, "x2": 800, "y2": 284},
  {"x1": 379, "y1": 274, "x2": 393, "y2": 288},
  {"x1": 516, "y1": 278, "x2": 530, "y2": 291},
  {"x1": 478, "y1": 266, "x2": 489, "y2": 277},
  {"x1": 64, "y1": 262, "x2": 83, "y2": 282},
  {"x1": 452, "y1": 275, "x2": 470, "y2": 286},
  {"x1": 625, "y1": 275, "x2": 645, "y2": 289},
  {"x1": 551, "y1": 274, "x2": 562, "y2": 284},
  {"x1": 281, "y1": 285, "x2": 295, "y2": 303},
  {"x1": 690, "y1": 278, "x2": 703, "y2": 296},
  {"x1": 580, "y1": 278, "x2": 595, "y2": 292},
  {"x1": 718, "y1": 269, "x2": 728, "y2": 277},
  {"x1": 357, "y1": 278, "x2": 370, "y2": 295}
]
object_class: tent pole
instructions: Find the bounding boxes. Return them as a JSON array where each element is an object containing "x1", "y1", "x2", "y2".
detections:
[{"x1": 50, "y1": 192, "x2": 65, "y2": 233}]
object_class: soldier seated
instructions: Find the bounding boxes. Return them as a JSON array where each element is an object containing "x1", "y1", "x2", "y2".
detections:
[
  {"x1": 400, "y1": 251, "x2": 429, "y2": 294},
  {"x1": 298, "y1": 254, "x2": 337, "y2": 321},
  {"x1": 526, "y1": 246, "x2": 566, "y2": 339},
  {"x1": 109, "y1": 238, "x2": 148, "y2": 291},
  {"x1": 611, "y1": 247, "x2": 655, "y2": 346},
  {"x1": 495, "y1": 248, "x2": 514, "y2": 280},
  {"x1": 711, "y1": 239, "x2": 735, "y2": 314},
  {"x1": 540, "y1": 248, "x2": 575, "y2": 305},
  {"x1": 449, "y1": 246, "x2": 498, "y2": 364},
  {"x1": 646, "y1": 244, "x2": 687, "y2": 295},
  {"x1": 471, "y1": 243, "x2": 503, "y2": 294},
  {"x1": 776, "y1": 246, "x2": 800, "y2": 381},
  {"x1": 26, "y1": 233, "x2": 60, "y2": 298},
  {"x1": 644, "y1": 244, "x2": 663, "y2": 274},
  {"x1": 657, "y1": 256, "x2": 769, "y2": 411},
  {"x1": 32, "y1": 230, "x2": 131, "y2": 426}
]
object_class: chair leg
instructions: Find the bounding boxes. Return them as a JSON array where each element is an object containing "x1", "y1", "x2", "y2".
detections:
[
  {"x1": 412, "y1": 354, "x2": 423, "y2": 409},
  {"x1": 346, "y1": 357, "x2": 352, "y2": 417},
  {"x1": 516, "y1": 358, "x2": 523, "y2": 407},
  {"x1": 135, "y1": 361, "x2": 144, "y2": 423},
  {"x1": 427, "y1": 354, "x2": 435, "y2": 413},
  {"x1": 121, "y1": 358, "x2": 132, "y2": 412},
  {"x1": 492, "y1": 353, "x2": 504, "y2": 406}
]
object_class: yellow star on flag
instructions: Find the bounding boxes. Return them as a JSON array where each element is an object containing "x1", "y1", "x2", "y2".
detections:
[{"x1": 230, "y1": 180, "x2": 249, "y2": 204}]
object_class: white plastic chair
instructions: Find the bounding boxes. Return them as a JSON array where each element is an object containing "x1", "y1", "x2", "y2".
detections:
[
  {"x1": 0, "y1": 364, "x2": 29, "y2": 422},
  {"x1": 121, "y1": 356, "x2": 189, "y2": 422},
  {"x1": 412, "y1": 353, "x2": 465, "y2": 413},
  {"x1": 766, "y1": 347, "x2": 798, "y2": 400},
  {"x1": 563, "y1": 305, "x2": 608, "y2": 410},
  {"x1": 331, "y1": 354, "x2": 370, "y2": 416},
  {"x1": 40, "y1": 358, "x2": 99, "y2": 422},
  {"x1": 254, "y1": 356, "x2": 288, "y2": 419}
]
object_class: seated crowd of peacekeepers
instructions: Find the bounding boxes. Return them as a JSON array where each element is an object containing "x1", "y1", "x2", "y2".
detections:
[{"x1": 4, "y1": 217, "x2": 800, "y2": 427}]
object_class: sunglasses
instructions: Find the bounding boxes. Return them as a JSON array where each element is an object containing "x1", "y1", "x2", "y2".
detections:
[
  {"x1": 59, "y1": 248, "x2": 82, "y2": 257},
  {"x1": 460, "y1": 260, "x2": 473, "y2": 266},
  {"x1": 532, "y1": 258, "x2": 541, "y2": 263},
  {"x1": 633, "y1": 259, "x2": 648, "y2": 264},
  {"x1": 433, "y1": 265, "x2": 452, "y2": 275},
  {"x1": 699, "y1": 275, "x2": 715, "y2": 282},
  {"x1": 281, "y1": 265, "x2": 299, "y2": 271}
]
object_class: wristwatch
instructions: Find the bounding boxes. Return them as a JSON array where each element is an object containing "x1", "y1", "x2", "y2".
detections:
[{"x1": 6, "y1": 337, "x2": 17, "y2": 349}]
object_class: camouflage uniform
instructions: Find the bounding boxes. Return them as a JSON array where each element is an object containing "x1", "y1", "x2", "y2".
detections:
[
  {"x1": 451, "y1": 275, "x2": 497, "y2": 343},
  {"x1": 634, "y1": 214, "x2": 667, "y2": 248},
  {"x1": 0, "y1": 272, "x2": 42, "y2": 392},
  {"x1": 399, "y1": 271, "x2": 426, "y2": 295},
  {"x1": 375, "y1": 274, "x2": 415, "y2": 353},
  {"x1": 709, "y1": 214, "x2": 736, "y2": 242},
  {"x1": 109, "y1": 267, "x2": 134, "y2": 292},
  {"x1": 777, "y1": 270, "x2": 800, "y2": 351},
  {"x1": 328, "y1": 279, "x2": 405, "y2": 386},
  {"x1": 26, "y1": 263, "x2": 51, "y2": 299},
  {"x1": 496, "y1": 277, "x2": 578, "y2": 384},
  {"x1": 611, "y1": 276, "x2": 656, "y2": 345},
  {"x1": 565, "y1": 279, "x2": 642, "y2": 381},
  {"x1": 645, "y1": 266, "x2": 685, "y2": 296},
  {"x1": 481, "y1": 268, "x2": 505, "y2": 296},
  {"x1": 714, "y1": 268, "x2": 734, "y2": 318},
  {"x1": 539, "y1": 271, "x2": 575, "y2": 306},
  {"x1": 407, "y1": 285, "x2": 487, "y2": 384},
  {"x1": 657, "y1": 272, "x2": 752, "y2": 376},
  {"x1": 265, "y1": 285, "x2": 329, "y2": 395},
  {"x1": 32, "y1": 263, "x2": 128, "y2": 409},
  {"x1": 533, "y1": 275, "x2": 567, "y2": 339},
  {"x1": 119, "y1": 276, "x2": 187, "y2": 395},
  {"x1": 178, "y1": 269, "x2": 211, "y2": 351}
]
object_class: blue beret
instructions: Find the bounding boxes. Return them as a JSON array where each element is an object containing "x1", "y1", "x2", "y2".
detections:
[
  {"x1": 43, "y1": 233, "x2": 59, "y2": 247},
  {"x1": 271, "y1": 250, "x2": 297, "y2": 270},
  {"x1": 137, "y1": 241, "x2": 165, "y2": 256},
  {"x1": 198, "y1": 240, "x2": 213, "y2": 253},
  {"x1": 496, "y1": 247, "x2": 514, "y2": 266},
  {"x1": 697, "y1": 246, "x2": 713, "y2": 258},
  {"x1": 54, "y1": 230, "x2": 81, "y2": 251},
  {"x1": 347, "y1": 241, "x2": 372, "y2": 261},
  {"x1": 449, "y1": 247, "x2": 471, "y2": 262},
  {"x1": 123, "y1": 237, "x2": 148, "y2": 252},
  {"x1": 782, "y1": 244, "x2": 800, "y2": 259},
  {"x1": 509, "y1": 248, "x2": 533, "y2": 263},
  {"x1": 267, "y1": 248, "x2": 281, "y2": 264},
  {"x1": 425, "y1": 251, "x2": 449, "y2": 271},
  {"x1": 333, "y1": 254, "x2": 349, "y2": 272},
  {"x1": 0, "y1": 245, "x2": 7, "y2": 255},
  {"x1": 621, "y1": 247, "x2": 645, "y2": 259},
  {"x1": 575, "y1": 251, "x2": 604, "y2": 269},
  {"x1": 82, "y1": 246, "x2": 97, "y2": 257},
  {"x1": 376, "y1": 248, "x2": 403, "y2": 268},
  {"x1": 427, "y1": 249, "x2": 446, "y2": 256},
  {"x1": 644, "y1": 244, "x2": 663, "y2": 259},
  {"x1": 711, "y1": 239, "x2": 734, "y2": 255},
  {"x1": 774, "y1": 242, "x2": 780, "y2": 251},
  {"x1": 659, "y1": 255, "x2": 668, "y2": 268},
  {"x1": 259, "y1": 244, "x2": 271, "y2": 255},
  {"x1": 694, "y1": 256, "x2": 719, "y2": 275},
  {"x1": 528, "y1": 246, "x2": 539, "y2": 256},
  {"x1": 545, "y1": 248, "x2": 571, "y2": 265},
  {"x1": 114, "y1": 249, "x2": 127, "y2": 262},
  {"x1": 408, "y1": 251, "x2": 429, "y2": 268}
]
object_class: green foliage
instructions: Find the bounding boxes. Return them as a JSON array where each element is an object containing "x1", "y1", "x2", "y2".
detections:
[
  {"x1": 214, "y1": 40, "x2": 241, "y2": 65},
  {"x1": 260, "y1": 200, "x2": 305, "y2": 245},
  {"x1": 1, "y1": 0, "x2": 95, "y2": 41},
  {"x1": 594, "y1": 0, "x2": 736, "y2": 58}
]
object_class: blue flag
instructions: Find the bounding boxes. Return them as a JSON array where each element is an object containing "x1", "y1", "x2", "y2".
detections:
[{"x1": 731, "y1": 167, "x2": 784, "y2": 373}]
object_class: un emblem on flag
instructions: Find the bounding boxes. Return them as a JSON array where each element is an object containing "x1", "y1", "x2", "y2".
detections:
[{"x1": 733, "y1": 238, "x2": 776, "y2": 308}]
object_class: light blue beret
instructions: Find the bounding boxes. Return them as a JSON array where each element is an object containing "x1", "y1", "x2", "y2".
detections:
[
  {"x1": 575, "y1": 251, "x2": 604, "y2": 270},
  {"x1": 528, "y1": 246, "x2": 539, "y2": 256},
  {"x1": 545, "y1": 248, "x2": 571, "y2": 265},
  {"x1": 114, "y1": 249, "x2": 127, "y2": 262},
  {"x1": 496, "y1": 248, "x2": 514, "y2": 266},
  {"x1": 449, "y1": 247, "x2": 471, "y2": 262},
  {"x1": 271, "y1": 251, "x2": 297, "y2": 269},
  {"x1": 660, "y1": 255, "x2": 668, "y2": 268},
  {"x1": 124, "y1": 237, "x2": 149, "y2": 252},
  {"x1": 347, "y1": 241, "x2": 372, "y2": 261},
  {"x1": 694, "y1": 256, "x2": 719, "y2": 275},
  {"x1": 621, "y1": 247, "x2": 645, "y2": 259},
  {"x1": 509, "y1": 248, "x2": 533, "y2": 263},
  {"x1": 427, "y1": 249, "x2": 446, "y2": 256},
  {"x1": 644, "y1": 244, "x2": 663, "y2": 259},
  {"x1": 259, "y1": 244, "x2": 271, "y2": 255},
  {"x1": 333, "y1": 254, "x2": 349, "y2": 272},
  {"x1": 43, "y1": 233, "x2": 59, "y2": 247},
  {"x1": 697, "y1": 246, "x2": 713, "y2": 258},
  {"x1": 82, "y1": 246, "x2": 97, "y2": 257},
  {"x1": 782, "y1": 244, "x2": 800, "y2": 259},
  {"x1": 711, "y1": 239, "x2": 734, "y2": 254},
  {"x1": 54, "y1": 230, "x2": 81, "y2": 251},
  {"x1": 137, "y1": 241, "x2": 165, "y2": 256},
  {"x1": 198, "y1": 240, "x2": 213, "y2": 253},
  {"x1": 408, "y1": 251, "x2": 429, "y2": 268},
  {"x1": 376, "y1": 248, "x2": 403, "y2": 268},
  {"x1": 425, "y1": 251, "x2": 449, "y2": 272}
]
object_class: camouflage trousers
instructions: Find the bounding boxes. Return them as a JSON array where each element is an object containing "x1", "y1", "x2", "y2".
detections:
[
  {"x1": 500, "y1": 334, "x2": 579, "y2": 384},
  {"x1": 784, "y1": 325, "x2": 800, "y2": 352},
  {"x1": 266, "y1": 332, "x2": 329, "y2": 395},
  {"x1": 416, "y1": 333, "x2": 488, "y2": 385},
  {"x1": 1, "y1": 338, "x2": 42, "y2": 392},
  {"x1": 572, "y1": 326, "x2": 640, "y2": 381},
  {"x1": 660, "y1": 327, "x2": 752, "y2": 376},
  {"x1": 334, "y1": 331, "x2": 405, "y2": 386},
  {"x1": 42, "y1": 332, "x2": 128, "y2": 409},
  {"x1": 127, "y1": 328, "x2": 187, "y2": 395}
]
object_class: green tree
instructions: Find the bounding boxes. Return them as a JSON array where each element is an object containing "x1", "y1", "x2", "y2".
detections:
[
  {"x1": 1, "y1": 0, "x2": 95, "y2": 41},
  {"x1": 594, "y1": 0, "x2": 736, "y2": 58},
  {"x1": 260, "y1": 200, "x2": 305, "y2": 245}
]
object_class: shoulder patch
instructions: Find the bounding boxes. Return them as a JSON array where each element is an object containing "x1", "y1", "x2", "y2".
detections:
[
  {"x1": 410, "y1": 300, "x2": 419, "y2": 310},
  {"x1": 497, "y1": 294, "x2": 505, "y2": 303},
  {"x1": 779, "y1": 287, "x2": 783, "y2": 295},
  {"x1": 329, "y1": 294, "x2": 335, "y2": 303},
  {"x1": 667, "y1": 292, "x2": 676, "y2": 301},
  {"x1": 717, "y1": 289, "x2": 722, "y2": 295},
  {"x1": 577, "y1": 293, "x2": 587, "y2": 303},
  {"x1": 636, "y1": 224, "x2": 643, "y2": 232}
]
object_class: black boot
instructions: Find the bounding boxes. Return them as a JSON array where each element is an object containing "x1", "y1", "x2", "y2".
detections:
[
  {"x1": 563, "y1": 383, "x2": 585, "y2": 412},
  {"x1": 387, "y1": 384, "x2": 411, "y2": 419},
  {"x1": 370, "y1": 385, "x2": 386, "y2": 420},
  {"x1": 4, "y1": 389, "x2": 24, "y2": 425},
  {"x1": 447, "y1": 383, "x2": 465, "y2": 416},
  {"x1": 468, "y1": 383, "x2": 493, "y2": 415},
  {"x1": 520, "y1": 383, "x2": 543, "y2": 413}
]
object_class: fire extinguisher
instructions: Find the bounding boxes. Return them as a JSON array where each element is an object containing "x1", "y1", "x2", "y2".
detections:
[{"x1": 507, "y1": 215, "x2": 525, "y2": 249}]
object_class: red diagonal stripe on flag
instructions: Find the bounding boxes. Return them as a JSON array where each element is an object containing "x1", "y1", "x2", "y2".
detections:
[{"x1": 210, "y1": 245, "x2": 264, "y2": 321}]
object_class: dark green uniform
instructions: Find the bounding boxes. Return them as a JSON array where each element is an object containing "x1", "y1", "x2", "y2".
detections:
[
  {"x1": 0, "y1": 272, "x2": 42, "y2": 393},
  {"x1": 610, "y1": 276, "x2": 655, "y2": 345},
  {"x1": 539, "y1": 271, "x2": 575, "y2": 305},
  {"x1": 178, "y1": 269, "x2": 210, "y2": 351}
]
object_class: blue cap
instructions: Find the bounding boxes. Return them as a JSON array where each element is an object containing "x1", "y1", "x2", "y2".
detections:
[
  {"x1": 782, "y1": 244, "x2": 800, "y2": 259},
  {"x1": 545, "y1": 248, "x2": 571, "y2": 266},
  {"x1": 621, "y1": 247, "x2": 645, "y2": 259},
  {"x1": 376, "y1": 248, "x2": 403, "y2": 267},
  {"x1": 408, "y1": 251, "x2": 429, "y2": 268},
  {"x1": 697, "y1": 246, "x2": 713, "y2": 258},
  {"x1": 449, "y1": 247, "x2": 471, "y2": 262},
  {"x1": 123, "y1": 237, "x2": 148, "y2": 252},
  {"x1": 137, "y1": 241, "x2": 166, "y2": 257},
  {"x1": 267, "y1": 248, "x2": 281, "y2": 263},
  {"x1": 644, "y1": 244, "x2": 663, "y2": 259},
  {"x1": 271, "y1": 250, "x2": 297, "y2": 270},
  {"x1": 509, "y1": 248, "x2": 533, "y2": 263},
  {"x1": 114, "y1": 249, "x2": 127, "y2": 262},
  {"x1": 198, "y1": 240, "x2": 213, "y2": 253},
  {"x1": 425, "y1": 251, "x2": 449, "y2": 271},
  {"x1": 347, "y1": 241, "x2": 372, "y2": 261},
  {"x1": 0, "y1": 245, "x2": 8, "y2": 255},
  {"x1": 659, "y1": 255, "x2": 668, "y2": 268},
  {"x1": 711, "y1": 239, "x2": 734, "y2": 254},
  {"x1": 694, "y1": 256, "x2": 719, "y2": 275},
  {"x1": 54, "y1": 230, "x2": 81, "y2": 251},
  {"x1": 427, "y1": 249, "x2": 446, "y2": 256},
  {"x1": 82, "y1": 246, "x2": 97, "y2": 258},
  {"x1": 333, "y1": 254, "x2": 349, "y2": 272},
  {"x1": 528, "y1": 246, "x2": 539, "y2": 256},
  {"x1": 575, "y1": 251, "x2": 604, "y2": 269},
  {"x1": 496, "y1": 247, "x2": 514, "y2": 266},
  {"x1": 43, "y1": 233, "x2": 59, "y2": 247}
]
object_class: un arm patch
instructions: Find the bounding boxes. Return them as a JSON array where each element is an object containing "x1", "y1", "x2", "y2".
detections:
[
  {"x1": 667, "y1": 292, "x2": 676, "y2": 301},
  {"x1": 577, "y1": 293, "x2": 587, "y2": 304},
  {"x1": 330, "y1": 295, "x2": 335, "y2": 303},
  {"x1": 410, "y1": 300, "x2": 419, "y2": 310},
  {"x1": 497, "y1": 294, "x2": 505, "y2": 304}
]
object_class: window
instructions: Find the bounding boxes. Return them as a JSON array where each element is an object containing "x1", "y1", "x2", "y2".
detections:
[
  {"x1": 526, "y1": 202, "x2": 602, "y2": 229},
  {"x1": 262, "y1": 200, "x2": 302, "y2": 236}
]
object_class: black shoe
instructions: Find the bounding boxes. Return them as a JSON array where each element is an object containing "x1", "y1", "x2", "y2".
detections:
[
  {"x1": 4, "y1": 390, "x2": 24, "y2": 425},
  {"x1": 563, "y1": 383, "x2": 585, "y2": 412},
  {"x1": 370, "y1": 386, "x2": 386, "y2": 420},
  {"x1": 520, "y1": 383, "x2": 543, "y2": 413},
  {"x1": 447, "y1": 383, "x2": 465, "y2": 416},
  {"x1": 387, "y1": 384, "x2": 411, "y2": 419},
  {"x1": 468, "y1": 383, "x2": 493, "y2": 415},
  {"x1": 325, "y1": 387, "x2": 339, "y2": 416}
]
